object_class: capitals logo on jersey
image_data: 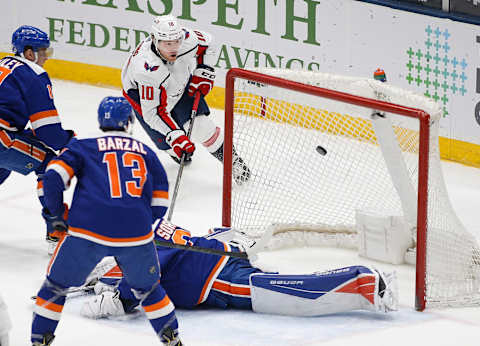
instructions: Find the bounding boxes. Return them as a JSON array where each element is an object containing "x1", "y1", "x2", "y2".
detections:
[{"x1": 144, "y1": 62, "x2": 159, "y2": 72}]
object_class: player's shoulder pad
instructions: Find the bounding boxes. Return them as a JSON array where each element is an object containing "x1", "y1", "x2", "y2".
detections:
[
  {"x1": 72, "y1": 129, "x2": 106, "y2": 141},
  {"x1": 139, "y1": 141, "x2": 157, "y2": 158},
  {"x1": 137, "y1": 57, "x2": 169, "y2": 86},
  {"x1": 12, "y1": 56, "x2": 46, "y2": 76},
  {"x1": 129, "y1": 39, "x2": 170, "y2": 85},
  {"x1": 183, "y1": 28, "x2": 213, "y2": 47}
]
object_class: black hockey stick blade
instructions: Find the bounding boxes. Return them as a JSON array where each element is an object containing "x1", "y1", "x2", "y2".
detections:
[{"x1": 154, "y1": 239, "x2": 248, "y2": 259}]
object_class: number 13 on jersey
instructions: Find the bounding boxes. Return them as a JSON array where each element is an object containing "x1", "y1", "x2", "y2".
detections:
[{"x1": 102, "y1": 151, "x2": 147, "y2": 198}]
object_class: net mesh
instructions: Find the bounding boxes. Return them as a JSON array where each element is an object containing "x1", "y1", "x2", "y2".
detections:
[{"x1": 226, "y1": 68, "x2": 480, "y2": 308}]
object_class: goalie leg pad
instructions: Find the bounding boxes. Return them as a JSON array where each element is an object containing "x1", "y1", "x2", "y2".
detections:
[
  {"x1": 184, "y1": 115, "x2": 223, "y2": 153},
  {"x1": 250, "y1": 266, "x2": 398, "y2": 316}
]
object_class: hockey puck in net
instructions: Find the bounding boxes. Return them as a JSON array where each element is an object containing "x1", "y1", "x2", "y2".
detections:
[{"x1": 316, "y1": 145, "x2": 327, "y2": 156}]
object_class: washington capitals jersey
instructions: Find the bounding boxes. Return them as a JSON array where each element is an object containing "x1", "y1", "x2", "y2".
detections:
[
  {"x1": 121, "y1": 28, "x2": 216, "y2": 136},
  {"x1": 153, "y1": 219, "x2": 232, "y2": 308},
  {"x1": 43, "y1": 131, "x2": 169, "y2": 246},
  {"x1": 0, "y1": 56, "x2": 71, "y2": 150}
]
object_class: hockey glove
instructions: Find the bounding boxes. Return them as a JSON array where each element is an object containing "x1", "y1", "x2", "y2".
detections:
[
  {"x1": 66, "y1": 129, "x2": 76, "y2": 140},
  {"x1": 188, "y1": 65, "x2": 215, "y2": 97},
  {"x1": 166, "y1": 130, "x2": 195, "y2": 161},
  {"x1": 42, "y1": 203, "x2": 69, "y2": 234}
]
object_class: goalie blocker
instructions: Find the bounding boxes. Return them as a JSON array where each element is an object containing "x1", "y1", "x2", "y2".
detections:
[{"x1": 81, "y1": 220, "x2": 398, "y2": 319}]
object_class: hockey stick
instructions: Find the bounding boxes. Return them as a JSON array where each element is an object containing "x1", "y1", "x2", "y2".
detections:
[
  {"x1": 154, "y1": 225, "x2": 274, "y2": 260},
  {"x1": 167, "y1": 91, "x2": 201, "y2": 221},
  {"x1": 31, "y1": 278, "x2": 98, "y2": 301},
  {"x1": 154, "y1": 239, "x2": 248, "y2": 259}
]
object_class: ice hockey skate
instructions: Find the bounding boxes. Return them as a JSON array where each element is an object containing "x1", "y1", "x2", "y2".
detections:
[{"x1": 232, "y1": 152, "x2": 251, "y2": 185}]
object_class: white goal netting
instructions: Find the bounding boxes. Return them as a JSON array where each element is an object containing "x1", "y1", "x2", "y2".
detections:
[{"x1": 223, "y1": 68, "x2": 480, "y2": 309}]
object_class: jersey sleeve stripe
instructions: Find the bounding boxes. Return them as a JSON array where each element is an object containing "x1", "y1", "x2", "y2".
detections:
[
  {"x1": 123, "y1": 90, "x2": 143, "y2": 116},
  {"x1": 152, "y1": 190, "x2": 169, "y2": 198},
  {"x1": 196, "y1": 243, "x2": 231, "y2": 305},
  {"x1": 29, "y1": 110, "x2": 60, "y2": 129},
  {"x1": 0, "y1": 119, "x2": 18, "y2": 131},
  {"x1": 0, "y1": 129, "x2": 13, "y2": 148},
  {"x1": 47, "y1": 160, "x2": 75, "y2": 187},
  {"x1": 196, "y1": 45, "x2": 208, "y2": 65},
  {"x1": 37, "y1": 180, "x2": 44, "y2": 197},
  {"x1": 68, "y1": 226, "x2": 154, "y2": 247},
  {"x1": 11, "y1": 139, "x2": 46, "y2": 162},
  {"x1": 152, "y1": 190, "x2": 169, "y2": 206}
]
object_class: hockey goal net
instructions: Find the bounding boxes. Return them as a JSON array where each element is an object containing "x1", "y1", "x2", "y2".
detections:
[{"x1": 222, "y1": 67, "x2": 480, "y2": 311}]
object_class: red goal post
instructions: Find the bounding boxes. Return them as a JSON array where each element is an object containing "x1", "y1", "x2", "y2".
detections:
[{"x1": 222, "y1": 68, "x2": 480, "y2": 311}]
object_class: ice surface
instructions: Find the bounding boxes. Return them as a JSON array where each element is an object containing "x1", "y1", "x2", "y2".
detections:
[{"x1": 0, "y1": 80, "x2": 479, "y2": 345}]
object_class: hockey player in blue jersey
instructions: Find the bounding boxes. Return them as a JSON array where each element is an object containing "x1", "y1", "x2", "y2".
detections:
[
  {"x1": 0, "y1": 26, "x2": 74, "y2": 252},
  {"x1": 31, "y1": 97, "x2": 183, "y2": 346},
  {"x1": 81, "y1": 218, "x2": 398, "y2": 320}
]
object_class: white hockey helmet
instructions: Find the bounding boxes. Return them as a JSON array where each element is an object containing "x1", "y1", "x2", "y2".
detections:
[{"x1": 151, "y1": 15, "x2": 184, "y2": 42}]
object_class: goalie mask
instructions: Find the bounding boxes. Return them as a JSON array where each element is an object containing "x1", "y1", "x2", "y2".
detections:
[
  {"x1": 98, "y1": 96, "x2": 135, "y2": 133},
  {"x1": 151, "y1": 15, "x2": 184, "y2": 62}
]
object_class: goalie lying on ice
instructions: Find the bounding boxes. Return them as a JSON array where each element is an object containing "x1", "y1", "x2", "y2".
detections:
[{"x1": 81, "y1": 219, "x2": 398, "y2": 319}]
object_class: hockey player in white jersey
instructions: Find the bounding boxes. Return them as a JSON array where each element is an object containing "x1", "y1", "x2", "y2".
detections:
[{"x1": 122, "y1": 15, "x2": 250, "y2": 183}]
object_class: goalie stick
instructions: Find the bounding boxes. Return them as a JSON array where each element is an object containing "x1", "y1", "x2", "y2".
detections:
[
  {"x1": 31, "y1": 279, "x2": 98, "y2": 301},
  {"x1": 154, "y1": 225, "x2": 274, "y2": 260},
  {"x1": 154, "y1": 239, "x2": 248, "y2": 259},
  {"x1": 31, "y1": 256, "x2": 118, "y2": 300}
]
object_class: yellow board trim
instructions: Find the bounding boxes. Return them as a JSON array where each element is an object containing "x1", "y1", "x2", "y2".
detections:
[{"x1": 1, "y1": 52, "x2": 479, "y2": 167}]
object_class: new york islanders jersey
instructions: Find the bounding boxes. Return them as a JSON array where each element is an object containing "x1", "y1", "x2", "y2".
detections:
[
  {"x1": 0, "y1": 56, "x2": 71, "y2": 150},
  {"x1": 153, "y1": 219, "x2": 232, "y2": 308},
  {"x1": 121, "y1": 29, "x2": 216, "y2": 136},
  {"x1": 43, "y1": 131, "x2": 169, "y2": 246}
]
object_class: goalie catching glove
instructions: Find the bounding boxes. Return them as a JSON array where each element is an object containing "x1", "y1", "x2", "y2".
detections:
[
  {"x1": 166, "y1": 130, "x2": 195, "y2": 161},
  {"x1": 188, "y1": 65, "x2": 215, "y2": 97}
]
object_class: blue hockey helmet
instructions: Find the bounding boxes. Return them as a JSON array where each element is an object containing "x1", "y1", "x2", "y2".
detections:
[
  {"x1": 98, "y1": 96, "x2": 135, "y2": 131},
  {"x1": 12, "y1": 25, "x2": 51, "y2": 56}
]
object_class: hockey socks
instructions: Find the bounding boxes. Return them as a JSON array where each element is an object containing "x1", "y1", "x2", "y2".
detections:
[
  {"x1": 139, "y1": 285, "x2": 180, "y2": 345},
  {"x1": 31, "y1": 280, "x2": 67, "y2": 344}
]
